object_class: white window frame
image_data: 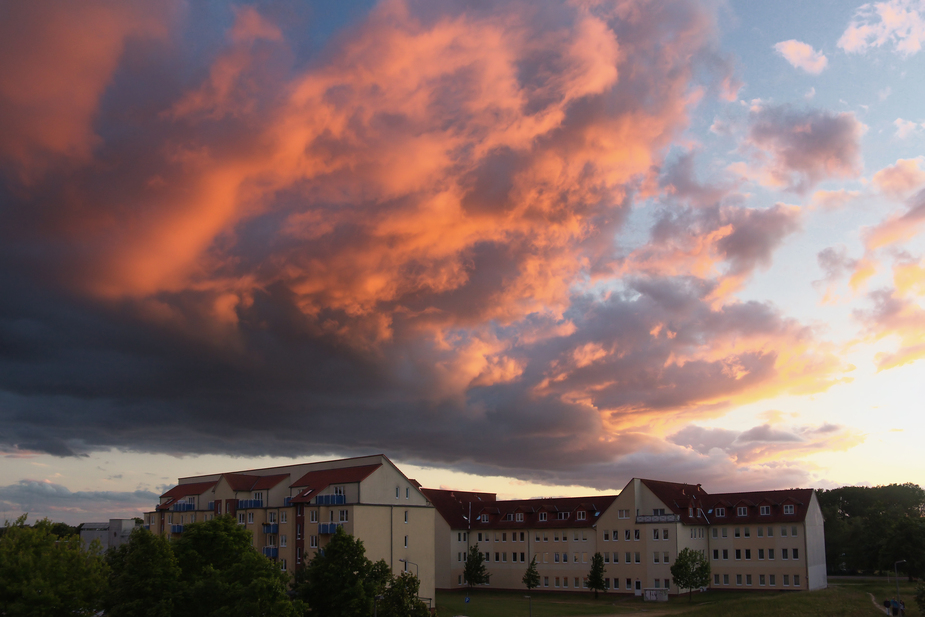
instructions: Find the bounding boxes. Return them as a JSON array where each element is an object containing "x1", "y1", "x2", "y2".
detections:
[{"x1": 783, "y1": 504, "x2": 795, "y2": 515}]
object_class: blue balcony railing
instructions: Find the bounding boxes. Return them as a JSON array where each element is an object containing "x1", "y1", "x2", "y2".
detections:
[
  {"x1": 318, "y1": 523, "x2": 343, "y2": 534},
  {"x1": 171, "y1": 525, "x2": 184, "y2": 533},
  {"x1": 262, "y1": 523, "x2": 279, "y2": 534},
  {"x1": 284, "y1": 497, "x2": 292, "y2": 506},
  {"x1": 313, "y1": 494, "x2": 346, "y2": 506},
  {"x1": 171, "y1": 502, "x2": 195, "y2": 512},
  {"x1": 237, "y1": 499, "x2": 264, "y2": 509},
  {"x1": 207, "y1": 501, "x2": 214, "y2": 510},
  {"x1": 263, "y1": 547, "x2": 279, "y2": 558}
]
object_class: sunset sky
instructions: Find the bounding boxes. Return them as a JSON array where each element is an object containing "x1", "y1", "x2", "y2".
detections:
[{"x1": 2, "y1": 0, "x2": 925, "y2": 525}]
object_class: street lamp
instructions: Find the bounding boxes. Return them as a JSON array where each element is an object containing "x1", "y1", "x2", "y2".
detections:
[
  {"x1": 399, "y1": 558, "x2": 419, "y2": 578},
  {"x1": 525, "y1": 595, "x2": 532, "y2": 617},
  {"x1": 894, "y1": 559, "x2": 906, "y2": 602}
]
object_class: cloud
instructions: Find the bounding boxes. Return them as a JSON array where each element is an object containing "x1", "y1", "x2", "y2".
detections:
[
  {"x1": 810, "y1": 189, "x2": 861, "y2": 211},
  {"x1": 839, "y1": 0, "x2": 925, "y2": 56},
  {"x1": 894, "y1": 118, "x2": 925, "y2": 139},
  {"x1": 0, "y1": 479, "x2": 157, "y2": 523},
  {"x1": 773, "y1": 40, "x2": 828, "y2": 74},
  {"x1": 733, "y1": 105, "x2": 864, "y2": 193},
  {"x1": 0, "y1": 0, "x2": 860, "y2": 491},
  {"x1": 873, "y1": 157, "x2": 925, "y2": 199}
]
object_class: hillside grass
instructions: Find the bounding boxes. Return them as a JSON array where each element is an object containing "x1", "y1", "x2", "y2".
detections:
[{"x1": 435, "y1": 578, "x2": 921, "y2": 617}]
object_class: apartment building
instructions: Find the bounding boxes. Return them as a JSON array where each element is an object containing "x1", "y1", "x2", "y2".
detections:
[
  {"x1": 425, "y1": 477, "x2": 826, "y2": 595},
  {"x1": 145, "y1": 454, "x2": 436, "y2": 602}
]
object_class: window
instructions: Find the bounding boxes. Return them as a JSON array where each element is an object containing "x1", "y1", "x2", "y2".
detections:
[
  {"x1": 663, "y1": 528, "x2": 669, "y2": 540},
  {"x1": 502, "y1": 533, "x2": 507, "y2": 542},
  {"x1": 653, "y1": 508, "x2": 665, "y2": 515},
  {"x1": 575, "y1": 577, "x2": 580, "y2": 588},
  {"x1": 714, "y1": 574, "x2": 720, "y2": 585},
  {"x1": 757, "y1": 526, "x2": 763, "y2": 537},
  {"x1": 759, "y1": 505, "x2": 770, "y2": 515},
  {"x1": 746, "y1": 574, "x2": 752, "y2": 586},
  {"x1": 296, "y1": 524, "x2": 302, "y2": 539},
  {"x1": 737, "y1": 506, "x2": 747, "y2": 516},
  {"x1": 793, "y1": 548, "x2": 799, "y2": 560},
  {"x1": 625, "y1": 530, "x2": 631, "y2": 541},
  {"x1": 577, "y1": 510, "x2": 586, "y2": 520},
  {"x1": 722, "y1": 527, "x2": 728, "y2": 538},
  {"x1": 618, "y1": 509, "x2": 629, "y2": 519},
  {"x1": 767, "y1": 526, "x2": 773, "y2": 537},
  {"x1": 516, "y1": 512, "x2": 524, "y2": 522},
  {"x1": 745, "y1": 549, "x2": 751, "y2": 560},
  {"x1": 310, "y1": 510, "x2": 318, "y2": 523},
  {"x1": 653, "y1": 529, "x2": 660, "y2": 540},
  {"x1": 604, "y1": 531, "x2": 610, "y2": 541},
  {"x1": 758, "y1": 548, "x2": 764, "y2": 560},
  {"x1": 634, "y1": 552, "x2": 640, "y2": 564},
  {"x1": 664, "y1": 551, "x2": 669, "y2": 563},
  {"x1": 736, "y1": 574, "x2": 742, "y2": 586},
  {"x1": 604, "y1": 553, "x2": 610, "y2": 563},
  {"x1": 783, "y1": 504, "x2": 794, "y2": 515},
  {"x1": 495, "y1": 552, "x2": 499, "y2": 562},
  {"x1": 247, "y1": 513, "x2": 254, "y2": 524},
  {"x1": 557, "y1": 512, "x2": 568, "y2": 520},
  {"x1": 554, "y1": 532, "x2": 559, "y2": 542},
  {"x1": 520, "y1": 532, "x2": 525, "y2": 542},
  {"x1": 544, "y1": 577, "x2": 548, "y2": 587},
  {"x1": 759, "y1": 574, "x2": 766, "y2": 586},
  {"x1": 521, "y1": 552, "x2": 525, "y2": 562},
  {"x1": 563, "y1": 578, "x2": 568, "y2": 588},
  {"x1": 505, "y1": 513, "x2": 513, "y2": 521},
  {"x1": 334, "y1": 485, "x2": 345, "y2": 496},
  {"x1": 310, "y1": 535, "x2": 318, "y2": 548},
  {"x1": 792, "y1": 526, "x2": 798, "y2": 536},
  {"x1": 339, "y1": 510, "x2": 349, "y2": 522},
  {"x1": 544, "y1": 533, "x2": 548, "y2": 542},
  {"x1": 735, "y1": 527, "x2": 740, "y2": 538},
  {"x1": 744, "y1": 527, "x2": 750, "y2": 538},
  {"x1": 722, "y1": 549, "x2": 728, "y2": 560},
  {"x1": 634, "y1": 529, "x2": 640, "y2": 541},
  {"x1": 539, "y1": 512, "x2": 547, "y2": 522},
  {"x1": 280, "y1": 559, "x2": 287, "y2": 571},
  {"x1": 688, "y1": 508, "x2": 693, "y2": 517},
  {"x1": 723, "y1": 574, "x2": 729, "y2": 585},
  {"x1": 406, "y1": 487, "x2": 410, "y2": 499},
  {"x1": 555, "y1": 577, "x2": 560, "y2": 588},
  {"x1": 625, "y1": 552, "x2": 631, "y2": 564},
  {"x1": 715, "y1": 507, "x2": 726, "y2": 517},
  {"x1": 555, "y1": 553, "x2": 560, "y2": 563},
  {"x1": 281, "y1": 535, "x2": 287, "y2": 547},
  {"x1": 782, "y1": 548, "x2": 789, "y2": 560},
  {"x1": 573, "y1": 553, "x2": 579, "y2": 563},
  {"x1": 735, "y1": 549, "x2": 741, "y2": 560},
  {"x1": 783, "y1": 575, "x2": 790, "y2": 586},
  {"x1": 794, "y1": 575, "x2": 801, "y2": 587},
  {"x1": 769, "y1": 574, "x2": 776, "y2": 586},
  {"x1": 396, "y1": 487, "x2": 400, "y2": 499},
  {"x1": 253, "y1": 492, "x2": 263, "y2": 502},
  {"x1": 269, "y1": 512, "x2": 277, "y2": 523},
  {"x1": 626, "y1": 578, "x2": 632, "y2": 590},
  {"x1": 712, "y1": 528, "x2": 718, "y2": 538},
  {"x1": 480, "y1": 514, "x2": 488, "y2": 523},
  {"x1": 281, "y1": 512, "x2": 287, "y2": 524},
  {"x1": 713, "y1": 549, "x2": 719, "y2": 560},
  {"x1": 238, "y1": 513, "x2": 245, "y2": 525},
  {"x1": 781, "y1": 526, "x2": 788, "y2": 537},
  {"x1": 653, "y1": 552, "x2": 660, "y2": 564},
  {"x1": 768, "y1": 549, "x2": 774, "y2": 560}
]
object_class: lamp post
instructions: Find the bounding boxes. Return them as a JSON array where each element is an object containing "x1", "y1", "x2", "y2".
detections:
[
  {"x1": 894, "y1": 559, "x2": 906, "y2": 601},
  {"x1": 373, "y1": 594, "x2": 384, "y2": 617},
  {"x1": 399, "y1": 558, "x2": 419, "y2": 578},
  {"x1": 525, "y1": 595, "x2": 532, "y2": 617}
]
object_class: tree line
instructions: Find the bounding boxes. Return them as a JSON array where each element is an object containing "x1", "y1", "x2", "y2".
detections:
[{"x1": 0, "y1": 514, "x2": 428, "y2": 617}]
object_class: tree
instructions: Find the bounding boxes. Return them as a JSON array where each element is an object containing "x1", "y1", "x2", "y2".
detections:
[
  {"x1": 915, "y1": 580, "x2": 925, "y2": 615},
  {"x1": 522, "y1": 555, "x2": 540, "y2": 591},
  {"x1": 463, "y1": 543, "x2": 489, "y2": 594},
  {"x1": 105, "y1": 527, "x2": 181, "y2": 617},
  {"x1": 377, "y1": 571, "x2": 429, "y2": 617},
  {"x1": 0, "y1": 514, "x2": 109, "y2": 616},
  {"x1": 880, "y1": 517, "x2": 925, "y2": 580},
  {"x1": 294, "y1": 526, "x2": 389, "y2": 617},
  {"x1": 171, "y1": 515, "x2": 296, "y2": 617},
  {"x1": 586, "y1": 552, "x2": 607, "y2": 598},
  {"x1": 670, "y1": 547, "x2": 710, "y2": 602}
]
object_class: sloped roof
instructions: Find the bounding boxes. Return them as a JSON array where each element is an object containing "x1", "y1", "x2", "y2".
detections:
[
  {"x1": 157, "y1": 481, "x2": 217, "y2": 510},
  {"x1": 421, "y1": 488, "x2": 498, "y2": 529},
  {"x1": 289, "y1": 464, "x2": 382, "y2": 502},
  {"x1": 423, "y1": 488, "x2": 618, "y2": 530},
  {"x1": 704, "y1": 488, "x2": 814, "y2": 524},
  {"x1": 221, "y1": 473, "x2": 289, "y2": 492}
]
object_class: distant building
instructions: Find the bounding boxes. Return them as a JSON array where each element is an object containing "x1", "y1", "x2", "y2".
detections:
[
  {"x1": 79, "y1": 518, "x2": 140, "y2": 550},
  {"x1": 145, "y1": 454, "x2": 436, "y2": 604},
  {"x1": 424, "y1": 477, "x2": 826, "y2": 594}
]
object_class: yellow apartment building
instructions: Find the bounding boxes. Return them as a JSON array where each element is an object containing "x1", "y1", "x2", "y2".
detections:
[
  {"x1": 425, "y1": 477, "x2": 826, "y2": 595},
  {"x1": 145, "y1": 454, "x2": 436, "y2": 603}
]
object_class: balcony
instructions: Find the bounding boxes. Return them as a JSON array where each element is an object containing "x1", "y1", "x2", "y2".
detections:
[
  {"x1": 237, "y1": 499, "x2": 264, "y2": 509},
  {"x1": 171, "y1": 525, "x2": 184, "y2": 534},
  {"x1": 207, "y1": 501, "x2": 214, "y2": 510},
  {"x1": 171, "y1": 502, "x2": 195, "y2": 512},
  {"x1": 318, "y1": 523, "x2": 343, "y2": 534},
  {"x1": 262, "y1": 523, "x2": 279, "y2": 534},
  {"x1": 635, "y1": 514, "x2": 680, "y2": 524},
  {"x1": 284, "y1": 497, "x2": 292, "y2": 506},
  {"x1": 263, "y1": 547, "x2": 279, "y2": 558},
  {"x1": 313, "y1": 494, "x2": 346, "y2": 506}
]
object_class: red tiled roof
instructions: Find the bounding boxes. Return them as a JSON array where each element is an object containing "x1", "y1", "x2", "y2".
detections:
[
  {"x1": 423, "y1": 488, "x2": 618, "y2": 530},
  {"x1": 639, "y1": 479, "x2": 710, "y2": 522},
  {"x1": 289, "y1": 464, "x2": 382, "y2": 502},
  {"x1": 157, "y1": 481, "x2": 217, "y2": 510},
  {"x1": 704, "y1": 488, "x2": 814, "y2": 524},
  {"x1": 252, "y1": 474, "x2": 289, "y2": 490}
]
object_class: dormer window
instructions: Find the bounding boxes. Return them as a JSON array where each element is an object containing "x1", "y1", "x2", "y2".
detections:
[
  {"x1": 505, "y1": 513, "x2": 514, "y2": 521},
  {"x1": 737, "y1": 506, "x2": 747, "y2": 516},
  {"x1": 783, "y1": 504, "x2": 794, "y2": 515},
  {"x1": 577, "y1": 511, "x2": 586, "y2": 521},
  {"x1": 481, "y1": 514, "x2": 489, "y2": 523},
  {"x1": 556, "y1": 512, "x2": 568, "y2": 520},
  {"x1": 539, "y1": 512, "x2": 547, "y2": 522},
  {"x1": 688, "y1": 508, "x2": 693, "y2": 517},
  {"x1": 760, "y1": 505, "x2": 770, "y2": 515},
  {"x1": 715, "y1": 507, "x2": 725, "y2": 517},
  {"x1": 516, "y1": 513, "x2": 524, "y2": 522},
  {"x1": 334, "y1": 486, "x2": 345, "y2": 496}
]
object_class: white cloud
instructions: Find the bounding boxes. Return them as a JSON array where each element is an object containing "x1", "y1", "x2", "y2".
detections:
[
  {"x1": 839, "y1": 0, "x2": 925, "y2": 56},
  {"x1": 894, "y1": 117, "x2": 924, "y2": 138},
  {"x1": 773, "y1": 40, "x2": 829, "y2": 74}
]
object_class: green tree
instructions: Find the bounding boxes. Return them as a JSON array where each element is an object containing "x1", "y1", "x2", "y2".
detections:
[
  {"x1": 105, "y1": 526, "x2": 181, "y2": 617},
  {"x1": 377, "y1": 571, "x2": 429, "y2": 617},
  {"x1": 522, "y1": 554, "x2": 539, "y2": 591},
  {"x1": 172, "y1": 515, "x2": 296, "y2": 617},
  {"x1": 880, "y1": 517, "x2": 925, "y2": 580},
  {"x1": 586, "y1": 552, "x2": 606, "y2": 598},
  {"x1": 915, "y1": 580, "x2": 925, "y2": 614},
  {"x1": 463, "y1": 543, "x2": 489, "y2": 594},
  {"x1": 294, "y1": 526, "x2": 388, "y2": 617},
  {"x1": 670, "y1": 547, "x2": 710, "y2": 602},
  {"x1": 0, "y1": 514, "x2": 109, "y2": 616}
]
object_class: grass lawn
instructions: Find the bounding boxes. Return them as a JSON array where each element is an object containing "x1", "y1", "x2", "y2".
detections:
[{"x1": 435, "y1": 578, "x2": 922, "y2": 617}]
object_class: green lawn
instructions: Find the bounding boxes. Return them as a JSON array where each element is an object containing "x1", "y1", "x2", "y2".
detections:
[{"x1": 435, "y1": 579, "x2": 922, "y2": 617}]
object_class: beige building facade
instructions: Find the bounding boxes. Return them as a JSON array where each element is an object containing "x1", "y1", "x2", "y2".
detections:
[
  {"x1": 145, "y1": 454, "x2": 436, "y2": 603},
  {"x1": 425, "y1": 478, "x2": 827, "y2": 595}
]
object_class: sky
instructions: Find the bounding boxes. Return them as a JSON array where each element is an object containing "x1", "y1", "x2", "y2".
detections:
[{"x1": 2, "y1": 0, "x2": 925, "y2": 525}]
